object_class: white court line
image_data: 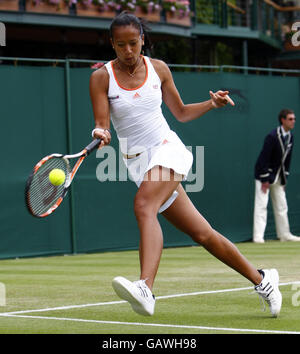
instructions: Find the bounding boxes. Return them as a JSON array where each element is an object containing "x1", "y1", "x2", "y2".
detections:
[
  {"x1": 0, "y1": 281, "x2": 299, "y2": 316},
  {"x1": 0, "y1": 300, "x2": 126, "y2": 316},
  {"x1": 2, "y1": 313, "x2": 300, "y2": 334},
  {"x1": 0, "y1": 281, "x2": 299, "y2": 335}
]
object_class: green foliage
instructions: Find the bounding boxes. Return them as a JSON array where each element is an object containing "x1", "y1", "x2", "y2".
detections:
[
  {"x1": 196, "y1": 0, "x2": 220, "y2": 24},
  {"x1": 153, "y1": 37, "x2": 192, "y2": 67},
  {"x1": 215, "y1": 42, "x2": 235, "y2": 66}
]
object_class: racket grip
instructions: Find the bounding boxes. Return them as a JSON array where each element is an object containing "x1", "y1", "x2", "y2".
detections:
[{"x1": 85, "y1": 138, "x2": 102, "y2": 155}]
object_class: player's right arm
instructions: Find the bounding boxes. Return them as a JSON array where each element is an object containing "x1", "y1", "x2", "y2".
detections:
[{"x1": 89, "y1": 66, "x2": 111, "y2": 148}]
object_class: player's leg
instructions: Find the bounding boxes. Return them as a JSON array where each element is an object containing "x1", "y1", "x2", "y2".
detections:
[
  {"x1": 162, "y1": 185, "x2": 283, "y2": 317},
  {"x1": 162, "y1": 184, "x2": 262, "y2": 285},
  {"x1": 112, "y1": 165, "x2": 182, "y2": 316},
  {"x1": 134, "y1": 165, "x2": 182, "y2": 290}
]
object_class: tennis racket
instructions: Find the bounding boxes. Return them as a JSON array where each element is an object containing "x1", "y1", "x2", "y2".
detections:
[{"x1": 25, "y1": 139, "x2": 101, "y2": 218}]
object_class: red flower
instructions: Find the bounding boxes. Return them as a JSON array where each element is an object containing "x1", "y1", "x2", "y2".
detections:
[{"x1": 91, "y1": 62, "x2": 104, "y2": 69}]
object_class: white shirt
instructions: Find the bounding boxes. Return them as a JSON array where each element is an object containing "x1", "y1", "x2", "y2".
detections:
[
  {"x1": 281, "y1": 125, "x2": 290, "y2": 138},
  {"x1": 105, "y1": 56, "x2": 171, "y2": 154}
]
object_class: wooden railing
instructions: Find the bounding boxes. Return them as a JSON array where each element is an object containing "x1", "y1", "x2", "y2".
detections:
[
  {"x1": 0, "y1": 0, "x2": 299, "y2": 44},
  {"x1": 227, "y1": 1, "x2": 246, "y2": 15},
  {"x1": 263, "y1": 0, "x2": 300, "y2": 12}
]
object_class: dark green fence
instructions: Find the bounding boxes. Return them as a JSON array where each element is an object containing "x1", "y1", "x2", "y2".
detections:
[{"x1": 1, "y1": 59, "x2": 300, "y2": 259}]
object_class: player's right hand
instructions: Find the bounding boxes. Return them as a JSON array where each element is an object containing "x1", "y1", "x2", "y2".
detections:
[{"x1": 93, "y1": 128, "x2": 111, "y2": 149}]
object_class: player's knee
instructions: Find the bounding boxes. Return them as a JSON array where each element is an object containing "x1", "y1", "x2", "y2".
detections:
[
  {"x1": 134, "y1": 194, "x2": 158, "y2": 220},
  {"x1": 191, "y1": 227, "x2": 215, "y2": 245}
]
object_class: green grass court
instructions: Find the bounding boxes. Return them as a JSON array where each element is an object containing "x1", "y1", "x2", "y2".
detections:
[{"x1": 0, "y1": 241, "x2": 299, "y2": 334}]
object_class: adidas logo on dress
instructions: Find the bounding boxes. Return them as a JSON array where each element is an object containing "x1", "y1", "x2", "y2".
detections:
[{"x1": 133, "y1": 92, "x2": 141, "y2": 99}]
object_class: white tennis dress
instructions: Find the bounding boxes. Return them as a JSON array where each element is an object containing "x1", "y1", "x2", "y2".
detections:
[{"x1": 105, "y1": 56, "x2": 193, "y2": 212}]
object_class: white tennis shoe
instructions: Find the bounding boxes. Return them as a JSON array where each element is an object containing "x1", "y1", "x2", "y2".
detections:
[
  {"x1": 112, "y1": 276, "x2": 155, "y2": 316},
  {"x1": 254, "y1": 269, "x2": 282, "y2": 317},
  {"x1": 280, "y1": 234, "x2": 300, "y2": 242}
]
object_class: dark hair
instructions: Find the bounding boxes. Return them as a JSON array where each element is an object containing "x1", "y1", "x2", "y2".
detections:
[
  {"x1": 110, "y1": 11, "x2": 153, "y2": 55},
  {"x1": 278, "y1": 109, "x2": 294, "y2": 124}
]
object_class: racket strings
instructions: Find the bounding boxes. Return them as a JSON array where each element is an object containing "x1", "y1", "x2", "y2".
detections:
[{"x1": 26, "y1": 157, "x2": 69, "y2": 216}]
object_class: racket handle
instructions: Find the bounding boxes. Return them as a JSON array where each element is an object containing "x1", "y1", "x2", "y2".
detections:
[{"x1": 85, "y1": 138, "x2": 102, "y2": 155}]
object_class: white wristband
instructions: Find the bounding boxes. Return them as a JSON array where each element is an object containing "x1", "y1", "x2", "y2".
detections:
[{"x1": 92, "y1": 128, "x2": 107, "y2": 138}]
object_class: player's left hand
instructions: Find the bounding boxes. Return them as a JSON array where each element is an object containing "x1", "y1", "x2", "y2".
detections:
[{"x1": 209, "y1": 90, "x2": 235, "y2": 108}]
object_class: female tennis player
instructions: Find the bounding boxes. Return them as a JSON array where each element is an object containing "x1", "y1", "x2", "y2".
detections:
[{"x1": 89, "y1": 12, "x2": 282, "y2": 317}]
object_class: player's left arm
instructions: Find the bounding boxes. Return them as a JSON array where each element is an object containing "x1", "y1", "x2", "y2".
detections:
[{"x1": 151, "y1": 58, "x2": 233, "y2": 123}]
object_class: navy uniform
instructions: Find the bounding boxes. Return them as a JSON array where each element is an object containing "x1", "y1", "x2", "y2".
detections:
[{"x1": 253, "y1": 126, "x2": 299, "y2": 242}]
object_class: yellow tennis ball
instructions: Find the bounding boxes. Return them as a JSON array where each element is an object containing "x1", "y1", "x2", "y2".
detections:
[{"x1": 49, "y1": 169, "x2": 66, "y2": 186}]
